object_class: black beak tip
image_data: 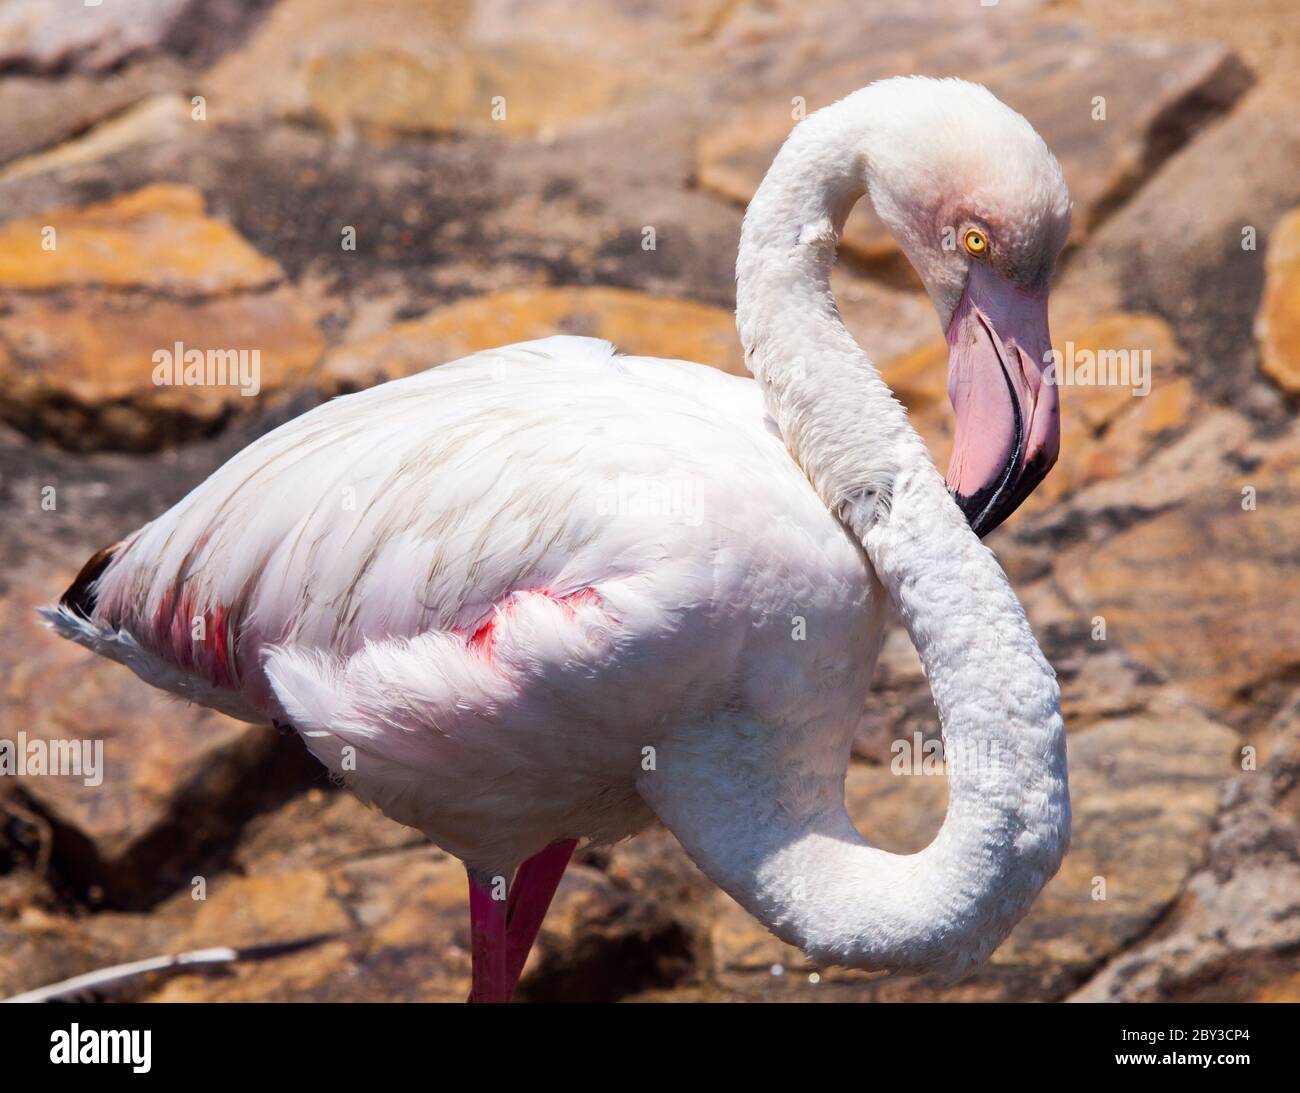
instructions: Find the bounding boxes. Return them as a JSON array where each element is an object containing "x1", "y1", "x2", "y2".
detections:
[
  {"x1": 951, "y1": 486, "x2": 1003, "y2": 539},
  {"x1": 952, "y1": 447, "x2": 1056, "y2": 539}
]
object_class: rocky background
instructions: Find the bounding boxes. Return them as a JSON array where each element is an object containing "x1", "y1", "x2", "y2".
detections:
[{"x1": 0, "y1": 0, "x2": 1297, "y2": 1002}]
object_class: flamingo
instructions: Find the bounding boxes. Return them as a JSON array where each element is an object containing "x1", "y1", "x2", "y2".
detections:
[{"x1": 43, "y1": 77, "x2": 1071, "y2": 1002}]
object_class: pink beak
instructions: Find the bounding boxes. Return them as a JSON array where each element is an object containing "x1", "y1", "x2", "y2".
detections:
[{"x1": 944, "y1": 263, "x2": 1060, "y2": 537}]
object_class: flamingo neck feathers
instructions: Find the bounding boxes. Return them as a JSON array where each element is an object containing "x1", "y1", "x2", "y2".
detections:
[{"x1": 732, "y1": 82, "x2": 1070, "y2": 974}]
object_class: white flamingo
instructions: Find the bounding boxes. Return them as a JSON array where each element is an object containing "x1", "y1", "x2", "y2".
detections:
[{"x1": 44, "y1": 77, "x2": 1071, "y2": 1002}]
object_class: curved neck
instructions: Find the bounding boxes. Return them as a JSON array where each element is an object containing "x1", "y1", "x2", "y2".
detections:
[
  {"x1": 728, "y1": 93, "x2": 1070, "y2": 973},
  {"x1": 737, "y1": 97, "x2": 925, "y2": 516}
]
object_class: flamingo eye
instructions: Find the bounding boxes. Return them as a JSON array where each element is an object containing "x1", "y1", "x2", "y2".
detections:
[{"x1": 962, "y1": 228, "x2": 988, "y2": 257}]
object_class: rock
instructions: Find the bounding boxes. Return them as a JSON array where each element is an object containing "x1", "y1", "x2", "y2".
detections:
[
  {"x1": 0, "y1": 909, "x2": 133, "y2": 999},
  {"x1": 0, "y1": 847, "x2": 471, "y2": 1003},
  {"x1": 1071, "y1": 696, "x2": 1300, "y2": 1002},
  {"x1": 519, "y1": 862, "x2": 700, "y2": 1002},
  {"x1": 0, "y1": 419, "x2": 330, "y2": 910},
  {"x1": 179, "y1": 869, "x2": 354, "y2": 950},
  {"x1": 0, "y1": 0, "x2": 191, "y2": 75},
  {"x1": 1256, "y1": 206, "x2": 1300, "y2": 395},
  {"x1": 1052, "y1": 421, "x2": 1300, "y2": 712},
  {"x1": 711, "y1": 712, "x2": 1237, "y2": 1000},
  {"x1": 0, "y1": 100, "x2": 747, "y2": 357},
  {"x1": 1046, "y1": 407, "x2": 1254, "y2": 534},
  {"x1": 1053, "y1": 646, "x2": 1167, "y2": 731},
  {"x1": 0, "y1": 287, "x2": 325, "y2": 451},
  {"x1": 198, "y1": 0, "x2": 467, "y2": 127},
  {"x1": 0, "y1": 401, "x2": 319, "y2": 567},
  {"x1": 0, "y1": 185, "x2": 324, "y2": 451},
  {"x1": 318, "y1": 285, "x2": 747, "y2": 389},
  {"x1": 230, "y1": 788, "x2": 421, "y2": 876},
  {"x1": 1058, "y1": 94, "x2": 1300, "y2": 415},
  {"x1": 698, "y1": 18, "x2": 1250, "y2": 268},
  {"x1": 523, "y1": 825, "x2": 717, "y2": 1000},
  {"x1": 324, "y1": 849, "x2": 474, "y2": 1001},
  {"x1": 0, "y1": 797, "x2": 713, "y2": 1001},
  {"x1": 988, "y1": 713, "x2": 1237, "y2": 985},
  {"x1": 147, "y1": 862, "x2": 414, "y2": 1002},
  {"x1": 0, "y1": 94, "x2": 197, "y2": 183},
  {"x1": 145, "y1": 836, "x2": 706, "y2": 1002},
  {"x1": 0, "y1": 0, "x2": 271, "y2": 76},
  {"x1": 0, "y1": 183, "x2": 282, "y2": 294},
  {"x1": 0, "y1": 58, "x2": 189, "y2": 168},
  {"x1": 202, "y1": 0, "x2": 693, "y2": 139},
  {"x1": 0, "y1": 548, "x2": 310, "y2": 909},
  {"x1": 880, "y1": 311, "x2": 1191, "y2": 520},
  {"x1": 149, "y1": 847, "x2": 474, "y2": 1002},
  {"x1": 858, "y1": 595, "x2": 1171, "y2": 767},
  {"x1": 836, "y1": 269, "x2": 936, "y2": 362},
  {"x1": 1021, "y1": 315, "x2": 1192, "y2": 514},
  {"x1": 850, "y1": 626, "x2": 935, "y2": 763},
  {"x1": 304, "y1": 44, "x2": 642, "y2": 140},
  {"x1": 314, "y1": 259, "x2": 924, "y2": 398}
]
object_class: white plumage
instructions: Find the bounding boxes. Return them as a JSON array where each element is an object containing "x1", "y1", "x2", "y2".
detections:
[
  {"x1": 45, "y1": 77, "x2": 1072, "y2": 992},
  {"x1": 48, "y1": 336, "x2": 878, "y2": 869}
]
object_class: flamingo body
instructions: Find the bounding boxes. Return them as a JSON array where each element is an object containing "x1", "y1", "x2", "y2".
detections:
[
  {"x1": 45, "y1": 77, "x2": 1075, "y2": 999},
  {"x1": 46, "y1": 335, "x2": 882, "y2": 875}
]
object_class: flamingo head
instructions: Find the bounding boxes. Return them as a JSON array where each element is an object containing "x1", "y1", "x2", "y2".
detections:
[{"x1": 866, "y1": 78, "x2": 1072, "y2": 536}]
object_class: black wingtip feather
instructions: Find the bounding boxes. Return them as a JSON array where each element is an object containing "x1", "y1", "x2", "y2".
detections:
[{"x1": 60, "y1": 542, "x2": 120, "y2": 619}]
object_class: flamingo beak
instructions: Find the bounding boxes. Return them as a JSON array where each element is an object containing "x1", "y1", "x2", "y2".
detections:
[{"x1": 944, "y1": 263, "x2": 1059, "y2": 537}]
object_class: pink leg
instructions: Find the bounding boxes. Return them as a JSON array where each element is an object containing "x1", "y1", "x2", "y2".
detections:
[
  {"x1": 504, "y1": 839, "x2": 577, "y2": 992},
  {"x1": 467, "y1": 870, "x2": 510, "y2": 1003}
]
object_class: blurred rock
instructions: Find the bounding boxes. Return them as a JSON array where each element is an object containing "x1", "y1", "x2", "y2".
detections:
[
  {"x1": 230, "y1": 788, "x2": 420, "y2": 875},
  {"x1": 0, "y1": 908, "x2": 133, "y2": 999},
  {"x1": 850, "y1": 626, "x2": 935, "y2": 763},
  {"x1": 0, "y1": 185, "x2": 324, "y2": 451},
  {"x1": 1052, "y1": 646, "x2": 1167, "y2": 731},
  {"x1": 181, "y1": 869, "x2": 353, "y2": 949},
  {"x1": 201, "y1": 0, "x2": 706, "y2": 139},
  {"x1": 0, "y1": 183, "x2": 282, "y2": 293},
  {"x1": 0, "y1": 106, "x2": 745, "y2": 357},
  {"x1": 152, "y1": 846, "x2": 475, "y2": 1001},
  {"x1": 0, "y1": 59, "x2": 189, "y2": 168},
  {"x1": 318, "y1": 285, "x2": 746, "y2": 389},
  {"x1": 698, "y1": 19, "x2": 1250, "y2": 268},
  {"x1": 0, "y1": 0, "x2": 191, "y2": 75},
  {"x1": 0, "y1": 548, "x2": 314, "y2": 908},
  {"x1": 0, "y1": 289, "x2": 324, "y2": 451},
  {"x1": 153, "y1": 832, "x2": 709, "y2": 1002},
  {"x1": 0, "y1": 0, "x2": 1293, "y2": 1005},
  {"x1": 1053, "y1": 421, "x2": 1300, "y2": 712},
  {"x1": 1256, "y1": 205, "x2": 1300, "y2": 395},
  {"x1": 0, "y1": 419, "x2": 332, "y2": 910},
  {"x1": 882, "y1": 311, "x2": 1191, "y2": 526},
  {"x1": 0, "y1": 847, "x2": 472, "y2": 1003},
  {"x1": 1, "y1": 95, "x2": 198, "y2": 184},
  {"x1": 0, "y1": 794, "x2": 714, "y2": 1001},
  {"x1": 519, "y1": 861, "x2": 699, "y2": 1002},
  {"x1": 1071, "y1": 694, "x2": 1300, "y2": 1002},
  {"x1": 1058, "y1": 94, "x2": 1300, "y2": 414},
  {"x1": 1045, "y1": 407, "x2": 1253, "y2": 537},
  {"x1": 0, "y1": 0, "x2": 273, "y2": 75},
  {"x1": 993, "y1": 712, "x2": 1237, "y2": 984}
]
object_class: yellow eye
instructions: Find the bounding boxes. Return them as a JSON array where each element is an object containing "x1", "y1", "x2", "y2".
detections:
[{"x1": 962, "y1": 228, "x2": 988, "y2": 257}]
